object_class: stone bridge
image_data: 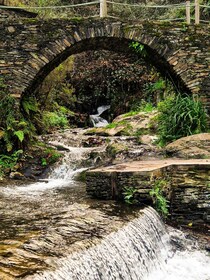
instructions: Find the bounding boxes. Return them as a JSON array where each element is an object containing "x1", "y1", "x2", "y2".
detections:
[{"x1": 0, "y1": 18, "x2": 209, "y2": 114}]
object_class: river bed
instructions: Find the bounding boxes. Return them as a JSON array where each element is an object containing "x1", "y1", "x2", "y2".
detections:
[{"x1": 0, "y1": 132, "x2": 209, "y2": 279}]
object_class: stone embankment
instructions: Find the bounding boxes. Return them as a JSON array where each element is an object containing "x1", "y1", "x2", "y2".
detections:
[{"x1": 86, "y1": 159, "x2": 210, "y2": 227}]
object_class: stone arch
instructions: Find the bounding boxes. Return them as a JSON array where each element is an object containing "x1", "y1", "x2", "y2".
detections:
[
  {"x1": 22, "y1": 37, "x2": 188, "y2": 99},
  {"x1": 1, "y1": 19, "x2": 209, "y2": 114}
]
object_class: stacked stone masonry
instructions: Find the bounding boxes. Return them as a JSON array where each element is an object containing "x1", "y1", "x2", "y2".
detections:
[
  {"x1": 86, "y1": 160, "x2": 210, "y2": 226},
  {"x1": 0, "y1": 15, "x2": 209, "y2": 117}
]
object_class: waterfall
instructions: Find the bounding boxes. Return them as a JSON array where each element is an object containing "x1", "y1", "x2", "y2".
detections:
[
  {"x1": 90, "y1": 105, "x2": 110, "y2": 127},
  {"x1": 48, "y1": 145, "x2": 89, "y2": 180},
  {"x1": 1, "y1": 132, "x2": 209, "y2": 280},
  {"x1": 4, "y1": 144, "x2": 90, "y2": 195},
  {"x1": 26, "y1": 207, "x2": 170, "y2": 280},
  {"x1": 24, "y1": 207, "x2": 210, "y2": 280}
]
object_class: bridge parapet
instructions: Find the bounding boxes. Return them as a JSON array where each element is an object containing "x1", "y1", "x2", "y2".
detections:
[{"x1": 1, "y1": 0, "x2": 209, "y2": 24}]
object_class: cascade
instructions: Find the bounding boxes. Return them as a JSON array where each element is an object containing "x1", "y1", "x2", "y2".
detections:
[
  {"x1": 0, "y1": 132, "x2": 209, "y2": 279},
  {"x1": 25, "y1": 207, "x2": 210, "y2": 280},
  {"x1": 26, "y1": 207, "x2": 170, "y2": 280},
  {"x1": 90, "y1": 105, "x2": 110, "y2": 127}
]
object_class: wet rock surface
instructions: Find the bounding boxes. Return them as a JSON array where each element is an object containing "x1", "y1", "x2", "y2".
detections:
[
  {"x1": 0, "y1": 180, "x2": 138, "y2": 279},
  {"x1": 1, "y1": 128, "x2": 210, "y2": 279},
  {"x1": 85, "y1": 111, "x2": 158, "y2": 137},
  {"x1": 41, "y1": 128, "x2": 162, "y2": 167}
]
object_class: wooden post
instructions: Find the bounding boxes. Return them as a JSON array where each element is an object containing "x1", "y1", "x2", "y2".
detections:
[
  {"x1": 100, "y1": 0, "x2": 107, "y2": 18},
  {"x1": 186, "y1": 0, "x2": 191, "y2": 24},
  {"x1": 195, "y1": 0, "x2": 200, "y2": 24}
]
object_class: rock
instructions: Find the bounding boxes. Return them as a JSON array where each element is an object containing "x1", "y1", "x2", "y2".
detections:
[
  {"x1": 140, "y1": 135, "x2": 158, "y2": 146},
  {"x1": 82, "y1": 137, "x2": 105, "y2": 147},
  {"x1": 205, "y1": 246, "x2": 210, "y2": 252},
  {"x1": 9, "y1": 171, "x2": 25, "y2": 180},
  {"x1": 165, "y1": 133, "x2": 210, "y2": 158},
  {"x1": 85, "y1": 110, "x2": 158, "y2": 137}
]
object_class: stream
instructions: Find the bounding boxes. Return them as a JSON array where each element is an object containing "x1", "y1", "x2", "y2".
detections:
[{"x1": 0, "y1": 130, "x2": 209, "y2": 279}]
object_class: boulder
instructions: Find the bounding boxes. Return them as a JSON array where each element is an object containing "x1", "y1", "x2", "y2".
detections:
[
  {"x1": 85, "y1": 111, "x2": 158, "y2": 137},
  {"x1": 165, "y1": 133, "x2": 210, "y2": 158}
]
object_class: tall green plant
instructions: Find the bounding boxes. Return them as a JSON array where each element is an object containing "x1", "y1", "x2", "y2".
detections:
[
  {"x1": 0, "y1": 150, "x2": 23, "y2": 177},
  {"x1": 123, "y1": 186, "x2": 138, "y2": 205},
  {"x1": 157, "y1": 94, "x2": 207, "y2": 146},
  {"x1": 0, "y1": 79, "x2": 35, "y2": 152},
  {"x1": 149, "y1": 180, "x2": 169, "y2": 218}
]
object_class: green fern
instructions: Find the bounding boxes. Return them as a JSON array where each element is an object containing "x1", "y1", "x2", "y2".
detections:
[
  {"x1": 123, "y1": 187, "x2": 138, "y2": 205},
  {"x1": 14, "y1": 130, "x2": 24, "y2": 142},
  {"x1": 22, "y1": 96, "x2": 38, "y2": 115}
]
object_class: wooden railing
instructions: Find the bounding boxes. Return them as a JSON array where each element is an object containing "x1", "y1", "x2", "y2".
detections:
[
  {"x1": 0, "y1": 0, "x2": 209, "y2": 24},
  {"x1": 99, "y1": 0, "x2": 208, "y2": 24}
]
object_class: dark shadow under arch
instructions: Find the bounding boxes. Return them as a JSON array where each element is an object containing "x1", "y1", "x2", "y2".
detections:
[{"x1": 22, "y1": 36, "x2": 190, "y2": 99}]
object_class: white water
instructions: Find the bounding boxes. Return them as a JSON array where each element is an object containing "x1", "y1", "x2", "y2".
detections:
[
  {"x1": 1, "y1": 144, "x2": 88, "y2": 195},
  {"x1": 90, "y1": 105, "x2": 110, "y2": 127},
  {"x1": 1, "y1": 139, "x2": 209, "y2": 279},
  {"x1": 26, "y1": 207, "x2": 210, "y2": 280},
  {"x1": 146, "y1": 250, "x2": 210, "y2": 280},
  {"x1": 27, "y1": 207, "x2": 171, "y2": 280}
]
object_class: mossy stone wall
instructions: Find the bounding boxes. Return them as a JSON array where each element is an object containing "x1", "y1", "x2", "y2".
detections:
[
  {"x1": 0, "y1": 18, "x2": 209, "y2": 116},
  {"x1": 86, "y1": 163, "x2": 210, "y2": 226}
]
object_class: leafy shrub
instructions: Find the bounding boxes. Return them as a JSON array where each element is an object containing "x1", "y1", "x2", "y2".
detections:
[
  {"x1": 149, "y1": 180, "x2": 169, "y2": 218},
  {"x1": 43, "y1": 111, "x2": 68, "y2": 131},
  {"x1": 0, "y1": 79, "x2": 36, "y2": 152},
  {"x1": 123, "y1": 187, "x2": 138, "y2": 205},
  {"x1": 124, "y1": 102, "x2": 155, "y2": 116},
  {"x1": 129, "y1": 41, "x2": 147, "y2": 57},
  {"x1": 0, "y1": 150, "x2": 23, "y2": 177},
  {"x1": 157, "y1": 94, "x2": 208, "y2": 146}
]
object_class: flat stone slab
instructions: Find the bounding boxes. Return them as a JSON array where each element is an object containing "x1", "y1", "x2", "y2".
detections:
[
  {"x1": 88, "y1": 159, "x2": 210, "y2": 173},
  {"x1": 86, "y1": 158, "x2": 210, "y2": 227}
]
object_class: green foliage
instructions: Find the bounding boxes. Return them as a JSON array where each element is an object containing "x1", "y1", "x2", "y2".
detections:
[
  {"x1": 157, "y1": 94, "x2": 208, "y2": 146},
  {"x1": 105, "y1": 122, "x2": 118, "y2": 129},
  {"x1": 138, "y1": 102, "x2": 155, "y2": 113},
  {"x1": 122, "y1": 111, "x2": 140, "y2": 117},
  {"x1": 14, "y1": 130, "x2": 24, "y2": 142},
  {"x1": 129, "y1": 42, "x2": 147, "y2": 57},
  {"x1": 146, "y1": 79, "x2": 166, "y2": 93},
  {"x1": 22, "y1": 96, "x2": 38, "y2": 115},
  {"x1": 0, "y1": 115, "x2": 35, "y2": 152},
  {"x1": 40, "y1": 147, "x2": 62, "y2": 167},
  {"x1": 149, "y1": 180, "x2": 169, "y2": 218},
  {"x1": 143, "y1": 76, "x2": 173, "y2": 104},
  {"x1": 41, "y1": 158, "x2": 47, "y2": 166},
  {"x1": 0, "y1": 79, "x2": 36, "y2": 153},
  {"x1": 123, "y1": 186, "x2": 138, "y2": 205},
  {"x1": 123, "y1": 102, "x2": 155, "y2": 117},
  {"x1": 0, "y1": 150, "x2": 23, "y2": 177},
  {"x1": 43, "y1": 111, "x2": 69, "y2": 131}
]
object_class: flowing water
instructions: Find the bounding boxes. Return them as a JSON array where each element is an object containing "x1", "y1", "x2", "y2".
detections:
[
  {"x1": 90, "y1": 105, "x2": 110, "y2": 127},
  {"x1": 0, "y1": 133, "x2": 209, "y2": 279}
]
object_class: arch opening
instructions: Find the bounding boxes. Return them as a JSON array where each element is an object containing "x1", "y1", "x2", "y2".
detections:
[
  {"x1": 19, "y1": 36, "x2": 192, "y2": 132},
  {"x1": 23, "y1": 37, "x2": 189, "y2": 98}
]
